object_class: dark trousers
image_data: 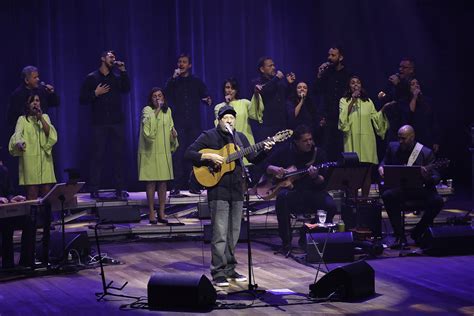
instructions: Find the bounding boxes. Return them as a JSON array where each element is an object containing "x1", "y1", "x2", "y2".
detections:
[
  {"x1": 321, "y1": 121, "x2": 344, "y2": 162},
  {"x1": 382, "y1": 188, "x2": 444, "y2": 238},
  {"x1": 275, "y1": 189, "x2": 337, "y2": 246},
  {"x1": 0, "y1": 216, "x2": 36, "y2": 268},
  {"x1": 89, "y1": 124, "x2": 125, "y2": 192},
  {"x1": 172, "y1": 128, "x2": 202, "y2": 191}
]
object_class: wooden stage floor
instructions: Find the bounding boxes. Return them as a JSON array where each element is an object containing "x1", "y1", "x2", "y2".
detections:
[{"x1": 0, "y1": 234, "x2": 473, "y2": 315}]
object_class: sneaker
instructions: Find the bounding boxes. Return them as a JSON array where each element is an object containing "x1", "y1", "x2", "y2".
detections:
[
  {"x1": 227, "y1": 272, "x2": 247, "y2": 282},
  {"x1": 214, "y1": 276, "x2": 229, "y2": 287}
]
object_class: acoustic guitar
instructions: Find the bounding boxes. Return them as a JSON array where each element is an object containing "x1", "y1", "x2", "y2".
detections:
[
  {"x1": 256, "y1": 162, "x2": 337, "y2": 200},
  {"x1": 193, "y1": 129, "x2": 293, "y2": 188}
]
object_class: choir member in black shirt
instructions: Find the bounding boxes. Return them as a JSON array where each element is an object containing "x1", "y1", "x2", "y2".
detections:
[{"x1": 79, "y1": 50, "x2": 131, "y2": 199}]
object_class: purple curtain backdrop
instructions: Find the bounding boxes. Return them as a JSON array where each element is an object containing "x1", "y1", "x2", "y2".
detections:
[{"x1": 0, "y1": 0, "x2": 472, "y2": 191}]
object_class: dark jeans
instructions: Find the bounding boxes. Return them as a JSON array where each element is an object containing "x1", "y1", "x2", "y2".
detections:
[
  {"x1": 89, "y1": 124, "x2": 126, "y2": 192},
  {"x1": 275, "y1": 189, "x2": 337, "y2": 247},
  {"x1": 209, "y1": 199, "x2": 243, "y2": 280},
  {"x1": 0, "y1": 216, "x2": 36, "y2": 268},
  {"x1": 382, "y1": 187, "x2": 444, "y2": 238}
]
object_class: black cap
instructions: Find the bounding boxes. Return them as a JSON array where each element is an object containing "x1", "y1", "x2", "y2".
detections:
[{"x1": 217, "y1": 105, "x2": 237, "y2": 120}]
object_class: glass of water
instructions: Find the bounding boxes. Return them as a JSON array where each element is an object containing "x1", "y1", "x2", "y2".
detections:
[{"x1": 317, "y1": 210, "x2": 327, "y2": 225}]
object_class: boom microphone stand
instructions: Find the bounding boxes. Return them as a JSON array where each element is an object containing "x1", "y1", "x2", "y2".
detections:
[{"x1": 226, "y1": 125, "x2": 265, "y2": 296}]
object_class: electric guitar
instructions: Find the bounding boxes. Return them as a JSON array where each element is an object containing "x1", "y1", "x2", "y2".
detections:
[
  {"x1": 193, "y1": 129, "x2": 293, "y2": 188},
  {"x1": 256, "y1": 162, "x2": 337, "y2": 200}
]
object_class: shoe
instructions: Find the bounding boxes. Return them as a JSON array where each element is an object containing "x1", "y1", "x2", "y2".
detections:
[
  {"x1": 227, "y1": 272, "x2": 247, "y2": 282},
  {"x1": 170, "y1": 189, "x2": 180, "y2": 196},
  {"x1": 90, "y1": 191, "x2": 100, "y2": 199},
  {"x1": 157, "y1": 217, "x2": 168, "y2": 224},
  {"x1": 410, "y1": 231, "x2": 423, "y2": 246},
  {"x1": 149, "y1": 219, "x2": 158, "y2": 225},
  {"x1": 390, "y1": 236, "x2": 408, "y2": 249},
  {"x1": 116, "y1": 190, "x2": 129, "y2": 199},
  {"x1": 214, "y1": 276, "x2": 229, "y2": 287},
  {"x1": 189, "y1": 189, "x2": 202, "y2": 195}
]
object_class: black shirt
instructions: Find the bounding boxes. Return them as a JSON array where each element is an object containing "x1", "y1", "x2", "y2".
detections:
[
  {"x1": 185, "y1": 127, "x2": 266, "y2": 201},
  {"x1": 79, "y1": 69, "x2": 131, "y2": 125},
  {"x1": 7, "y1": 84, "x2": 60, "y2": 130},
  {"x1": 314, "y1": 66, "x2": 351, "y2": 122},
  {"x1": 252, "y1": 75, "x2": 292, "y2": 128},
  {"x1": 164, "y1": 75, "x2": 209, "y2": 128},
  {"x1": 286, "y1": 95, "x2": 319, "y2": 130}
]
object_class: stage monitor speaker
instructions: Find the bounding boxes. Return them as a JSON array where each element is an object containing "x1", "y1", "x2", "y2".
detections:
[
  {"x1": 421, "y1": 225, "x2": 474, "y2": 256},
  {"x1": 37, "y1": 231, "x2": 91, "y2": 263},
  {"x1": 147, "y1": 273, "x2": 216, "y2": 310},
  {"x1": 306, "y1": 232, "x2": 354, "y2": 263},
  {"x1": 309, "y1": 260, "x2": 375, "y2": 301},
  {"x1": 96, "y1": 206, "x2": 141, "y2": 223},
  {"x1": 197, "y1": 202, "x2": 210, "y2": 219}
]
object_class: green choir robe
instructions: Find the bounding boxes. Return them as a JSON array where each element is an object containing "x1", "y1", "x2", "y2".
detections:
[
  {"x1": 138, "y1": 106, "x2": 178, "y2": 181},
  {"x1": 9, "y1": 114, "x2": 57, "y2": 185},
  {"x1": 338, "y1": 97, "x2": 388, "y2": 164},
  {"x1": 213, "y1": 94, "x2": 264, "y2": 145}
]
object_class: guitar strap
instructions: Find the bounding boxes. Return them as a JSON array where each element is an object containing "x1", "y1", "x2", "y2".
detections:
[
  {"x1": 305, "y1": 147, "x2": 318, "y2": 167},
  {"x1": 407, "y1": 142, "x2": 423, "y2": 166}
]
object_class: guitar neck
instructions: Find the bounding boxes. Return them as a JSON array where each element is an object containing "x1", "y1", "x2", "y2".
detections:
[{"x1": 227, "y1": 141, "x2": 265, "y2": 163}]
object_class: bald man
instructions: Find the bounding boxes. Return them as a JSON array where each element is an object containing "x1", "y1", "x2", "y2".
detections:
[{"x1": 378, "y1": 125, "x2": 443, "y2": 248}]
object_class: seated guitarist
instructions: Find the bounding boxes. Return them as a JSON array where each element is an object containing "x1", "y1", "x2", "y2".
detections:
[
  {"x1": 378, "y1": 125, "x2": 443, "y2": 248},
  {"x1": 185, "y1": 105, "x2": 274, "y2": 287},
  {"x1": 265, "y1": 124, "x2": 337, "y2": 254}
]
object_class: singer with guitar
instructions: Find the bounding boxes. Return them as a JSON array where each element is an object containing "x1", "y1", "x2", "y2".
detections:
[
  {"x1": 378, "y1": 125, "x2": 444, "y2": 248},
  {"x1": 185, "y1": 105, "x2": 275, "y2": 287},
  {"x1": 265, "y1": 124, "x2": 337, "y2": 254}
]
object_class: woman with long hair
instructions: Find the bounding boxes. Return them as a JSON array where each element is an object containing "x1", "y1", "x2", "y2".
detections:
[
  {"x1": 138, "y1": 87, "x2": 178, "y2": 224},
  {"x1": 9, "y1": 94, "x2": 57, "y2": 200},
  {"x1": 338, "y1": 76, "x2": 389, "y2": 196},
  {"x1": 214, "y1": 77, "x2": 264, "y2": 146}
]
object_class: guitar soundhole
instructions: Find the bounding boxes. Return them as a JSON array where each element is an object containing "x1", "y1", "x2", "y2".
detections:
[{"x1": 207, "y1": 165, "x2": 221, "y2": 175}]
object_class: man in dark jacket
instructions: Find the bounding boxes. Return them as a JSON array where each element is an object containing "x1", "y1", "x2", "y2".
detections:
[
  {"x1": 185, "y1": 105, "x2": 274, "y2": 287},
  {"x1": 378, "y1": 125, "x2": 443, "y2": 248}
]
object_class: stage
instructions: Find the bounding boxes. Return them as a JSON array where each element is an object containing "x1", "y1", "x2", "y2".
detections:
[
  {"x1": 0, "y1": 235, "x2": 473, "y2": 315},
  {"x1": 1, "y1": 185, "x2": 473, "y2": 314}
]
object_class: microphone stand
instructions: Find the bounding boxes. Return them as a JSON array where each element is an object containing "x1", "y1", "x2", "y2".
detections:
[{"x1": 226, "y1": 126, "x2": 265, "y2": 297}]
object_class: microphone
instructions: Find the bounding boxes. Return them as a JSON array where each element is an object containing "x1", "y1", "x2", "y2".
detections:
[
  {"x1": 224, "y1": 122, "x2": 233, "y2": 135},
  {"x1": 114, "y1": 61, "x2": 124, "y2": 66},
  {"x1": 300, "y1": 92, "x2": 306, "y2": 99},
  {"x1": 225, "y1": 94, "x2": 232, "y2": 103}
]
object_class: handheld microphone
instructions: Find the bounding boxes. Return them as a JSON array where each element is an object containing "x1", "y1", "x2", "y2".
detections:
[
  {"x1": 225, "y1": 94, "x2": 232, "y2": 103},
  {"x1": 224, "y1": 122, "x2": 233, "y2": 135},
  {"x1": 300, "y1": 92, "x2": 305, "y2": 99}
]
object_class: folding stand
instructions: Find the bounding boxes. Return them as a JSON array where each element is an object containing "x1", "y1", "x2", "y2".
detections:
[
  {"x1": 40, "y1": 182, "x2": 85, "y2": 267},
  {"x1": 94, "y1": 222, "x2": 139, "y2": 301},
  {"x1": 306, "y1": 223, "x2": 337, "y2": 282}
]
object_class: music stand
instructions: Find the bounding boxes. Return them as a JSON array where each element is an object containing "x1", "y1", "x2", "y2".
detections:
[
  {"x1": 325, "y1": 165, "x2": 370, "y2": 196},
  {"x1": 40, "y1": 182, "x2": 84, "y2": 266}
]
